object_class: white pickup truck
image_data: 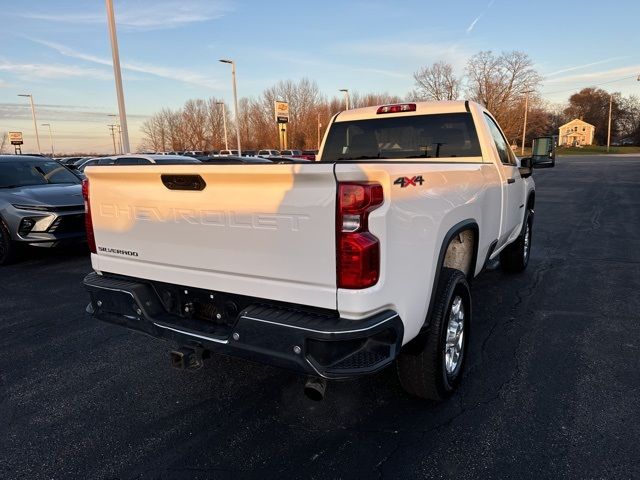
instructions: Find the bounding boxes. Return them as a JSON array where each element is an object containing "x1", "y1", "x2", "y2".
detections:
[{"x1": 83, "y1": 101, "x2": 554, "y2": 401}]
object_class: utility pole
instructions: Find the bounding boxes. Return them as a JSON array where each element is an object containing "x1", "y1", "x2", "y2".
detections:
[
  {"x1": 607, "y1": 93, "x2": 613, "y2": 153},
  {"x1": 317, "y1": 113, "x2": 322, "y2": 150},
  {"x1": 108, "y1": 124, "x2": 117, "y2": 154},
  {"x1": 521, "y1": 91, "x2": 532, "y2": 156},
  {"x1": 106, "y1": 0, "x2": 130, "y2": 153},
  {"x1": 109, "y1": 114, "x2": 123, "y2": 153}
]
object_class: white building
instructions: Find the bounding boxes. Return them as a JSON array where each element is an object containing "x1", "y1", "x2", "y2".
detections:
[{"x1": 559, "y1": 119, "x2": 595, "y2": 146}]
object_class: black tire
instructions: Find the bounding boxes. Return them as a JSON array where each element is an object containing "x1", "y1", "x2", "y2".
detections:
[
  {"x1": 500, "y1": 210, "x2": 533, "y2": 273},
  {"x1": 0, "y1": 219, "x2": 18, "y2": 266},
  {"x1": 397, "y1": 267, "x2": 471, "y2": 401}
]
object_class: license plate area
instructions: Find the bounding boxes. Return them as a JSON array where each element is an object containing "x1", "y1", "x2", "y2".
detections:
[{"x1": 150, "y1": 281, "x2": 255, "y2": 335}]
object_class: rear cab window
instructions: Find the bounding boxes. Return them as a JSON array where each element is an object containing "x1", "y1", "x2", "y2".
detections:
[{"x1": 320, "y1": 113, "x2": 482, "y2": 162}]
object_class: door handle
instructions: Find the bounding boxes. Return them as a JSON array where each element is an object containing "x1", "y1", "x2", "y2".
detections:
[{"x1": 507, "y1": 178, "x2": 515, "y2": 184}]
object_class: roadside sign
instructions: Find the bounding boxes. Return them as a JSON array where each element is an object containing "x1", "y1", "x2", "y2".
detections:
[
  {"x1": 275, "y1": 101, "x2": 289, "y2": 124},
  {"x1": 9, "y1": 131, "x2": 23, "y2": 145}
]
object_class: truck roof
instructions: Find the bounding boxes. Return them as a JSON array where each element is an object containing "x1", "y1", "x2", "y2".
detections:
[{"x1": 334, "y1": 100, "x2": 477, "y2": 123}]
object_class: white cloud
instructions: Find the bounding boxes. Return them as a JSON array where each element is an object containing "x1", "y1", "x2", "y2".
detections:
[
  {"x1": 29, "y1": 39, "x2": 222, "y2": 90},
  {"x1": 466, "y1": 15, "x2": 482, "y2": 34},
  {"x1": 0, "y1": 60, "x2": 112, "y2": 80},
  {"x1": 262, "y1": 50, "x2": 406, "y2": 79},
  {"x1": 544, "y1": 57, "x2": 630, "y2": 77},
  {"x1": 337, "y1": 40, "x2": 472, "y2": 72},
  {"x1": 0, "y1": 102, "x2": 148, "y2": 122},
  {"x1": 544, "y1": 65, "x2": 640, "y2": 84},
  {"x1": 466, "y1": 0, "x2": 495, "y2": 34},
  {"x1": 17, "y1": 0, "x2": 232, "y2": 30}
]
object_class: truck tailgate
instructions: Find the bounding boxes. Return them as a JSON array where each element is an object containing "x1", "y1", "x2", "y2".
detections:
[{"x1": 86, "y1": 164, "x2": 338, "y2": 309}]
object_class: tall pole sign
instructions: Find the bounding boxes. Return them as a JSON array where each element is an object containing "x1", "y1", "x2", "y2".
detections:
[
  {"x1": 9, "y1": 131, "x2": 23, "y2": 154},
  {"x1": 275, "y1": 101, "x2": 289, "y2": 150}
]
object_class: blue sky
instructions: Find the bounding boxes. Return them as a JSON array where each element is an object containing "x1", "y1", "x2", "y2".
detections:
[{"x1": 1, "y1": 0, "x2": 639, "y2": 153}]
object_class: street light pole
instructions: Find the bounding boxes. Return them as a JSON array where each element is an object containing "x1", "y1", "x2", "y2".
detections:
[
  {"x1": 607, "y1": 93, "x2": 613, "y2": 153},
  {"x1": 106, "y1": 0, "x2": 130, "y2": 153},
  {"x1": 521, "y1": 91, "x2": 532, "y2": 156},
  {"x1": 339, "y1": 89, "x2": 350, "y2": 110},
  {"x1": 41, "y1": 123, "x2": 54, "y2": 157},
  {"x1": 219, "y1": 59, "x2": 241, "y2": 155},
  {"x1": 216, "y1": 102, "x2": 229, "y2": 150},
  {"x1": 18, "y1": 94, "x2": 41, "y2": 154}
]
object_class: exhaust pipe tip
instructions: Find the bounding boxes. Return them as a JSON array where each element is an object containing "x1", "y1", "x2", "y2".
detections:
[{"x1": 304, "y1": 376, "x2": 327, "y2": 401}]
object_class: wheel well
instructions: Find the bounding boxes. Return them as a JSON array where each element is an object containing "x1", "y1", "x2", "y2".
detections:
[
  {"x1": 443, "y1": 228, "x2": 477, "y2": 278},
  {"x1": 527, "y1": 192, "x2": 535, "y2": 210}
]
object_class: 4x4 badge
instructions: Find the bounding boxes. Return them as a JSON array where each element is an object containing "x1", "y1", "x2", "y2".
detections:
[{"x1": 394, "y1": 175, "x2": 424, "y2": 188}]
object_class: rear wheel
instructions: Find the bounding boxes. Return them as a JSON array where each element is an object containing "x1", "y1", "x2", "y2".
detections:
[
  {"x1": 397, "y1": 268, "x2": 471, "y2": 401},
  {"x1": 0, "y1": 220, "x2": 18, "y2": 265},
  {"x1": 500, "y1": 211, "x2": 533, "y2": 273}
]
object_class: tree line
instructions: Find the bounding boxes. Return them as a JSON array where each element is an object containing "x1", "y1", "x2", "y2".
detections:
[{"x1": 139, "y1": 50, "x2": 640, "y2": 152}]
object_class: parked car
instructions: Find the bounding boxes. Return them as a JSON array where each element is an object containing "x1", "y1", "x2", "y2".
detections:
[
  {"x1": 59, "y1": 157, "x2": 86, "y2": 165},
  {"x1": 280, "y1": 149, "x2": 303, "y2": 157},
  {"x1": 219, "y1": 150, "x2": 239, "y2": 156},
  {"x1": 301, "y1": 150, "x2": 318, "y2": 161},
  {"x1": 262, "y1": 156, "x2": 311, "y2": 164},
  {"x1": 82, "y1": 101, "x2": 554, "y2": 401},
  {"x1": 258, "y1": 149, "x2": 280, "y2": 157},
  {"x1": 241, "y1": 150, "x2": 257, "y2": 157},
  {"x1": 77, "y1": 155, "x2": 200, "y2": 173},
  {"x1": 0, "y1": 155, "x2": 86, "y2": 264},
  {"x1": 199, "y1": 155, "x2": 272, "y2": 164},
  {"x1": 74, "y1": 157, "x2": 111, "y2": 173}
]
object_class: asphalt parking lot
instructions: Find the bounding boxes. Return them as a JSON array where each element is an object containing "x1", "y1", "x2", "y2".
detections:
[{"x1": 1, "y1": 155, "x2": 639, "y2": 479}]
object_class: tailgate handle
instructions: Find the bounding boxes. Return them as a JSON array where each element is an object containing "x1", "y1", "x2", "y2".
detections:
[{"x1": 161, "y1": 174, "x2": 206, "y2": 191}]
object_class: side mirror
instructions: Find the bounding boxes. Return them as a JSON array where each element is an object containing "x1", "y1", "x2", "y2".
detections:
[
  {"x1": 519, "y1": 157, "x2": 532, "y2": 178},
  {"x1": 531, "y1": 136, "x2": 556, "y2": 168}
]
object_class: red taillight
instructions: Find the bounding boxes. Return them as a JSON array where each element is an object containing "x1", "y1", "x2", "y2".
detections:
[
  {"x1": 82, "y1": 178, "x2": 96, "y2": 254},
  {"x1": 376, "y1": 103, "x2": 416, "y2": 114},
  {"x1": 337, "y1": 182, "x2": 383, "y2": 289}
]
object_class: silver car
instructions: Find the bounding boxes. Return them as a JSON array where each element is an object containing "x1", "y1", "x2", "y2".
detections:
[{"x1": 0, "y1": 155, "x2": 85, "y2": 265}]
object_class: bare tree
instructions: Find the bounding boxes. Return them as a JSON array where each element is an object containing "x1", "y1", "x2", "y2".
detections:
[
  {"x1": 618, "y1": 95, "x2": 640, "y2": 144},
  {"x1": 0, "y1": 132, "x2": 7, "y2": 154},
  {"x1": 410, "y1": 61, "x2": 461, "y2": 101},
  {"x1": 466, "y1": 51, "x2": 542, "y2": 140}
]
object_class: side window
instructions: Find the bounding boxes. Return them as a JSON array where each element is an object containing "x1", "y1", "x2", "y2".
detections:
[
  {"x1": 115, "y1": 157, "x2": 142, "y2": 165},
  {"x1": 484, "y1": 113, "x2": 516, "y2": 166}
]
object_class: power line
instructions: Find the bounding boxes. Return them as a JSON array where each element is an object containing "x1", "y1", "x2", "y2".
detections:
[{"x1": 541, "y1": 74, "x2": 638, "y2": 96}]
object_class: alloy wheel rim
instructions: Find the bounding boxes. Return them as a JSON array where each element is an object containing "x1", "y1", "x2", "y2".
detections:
[{"x1": 444, "y1": 295, "x2": 465, "y2": 376}]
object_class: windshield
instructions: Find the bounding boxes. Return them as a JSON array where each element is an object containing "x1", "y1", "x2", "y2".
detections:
[
  {"x1": 320, "y1": 113, "x2": 482, "y2": 161},
  {"x1": 0, "y1": 159, "x2": 80, "y2": 188}
]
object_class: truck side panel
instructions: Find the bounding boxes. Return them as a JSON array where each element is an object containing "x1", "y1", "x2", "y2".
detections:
[{"x1": 334, "y1": 161, "x2": 501, "y2": 344}]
